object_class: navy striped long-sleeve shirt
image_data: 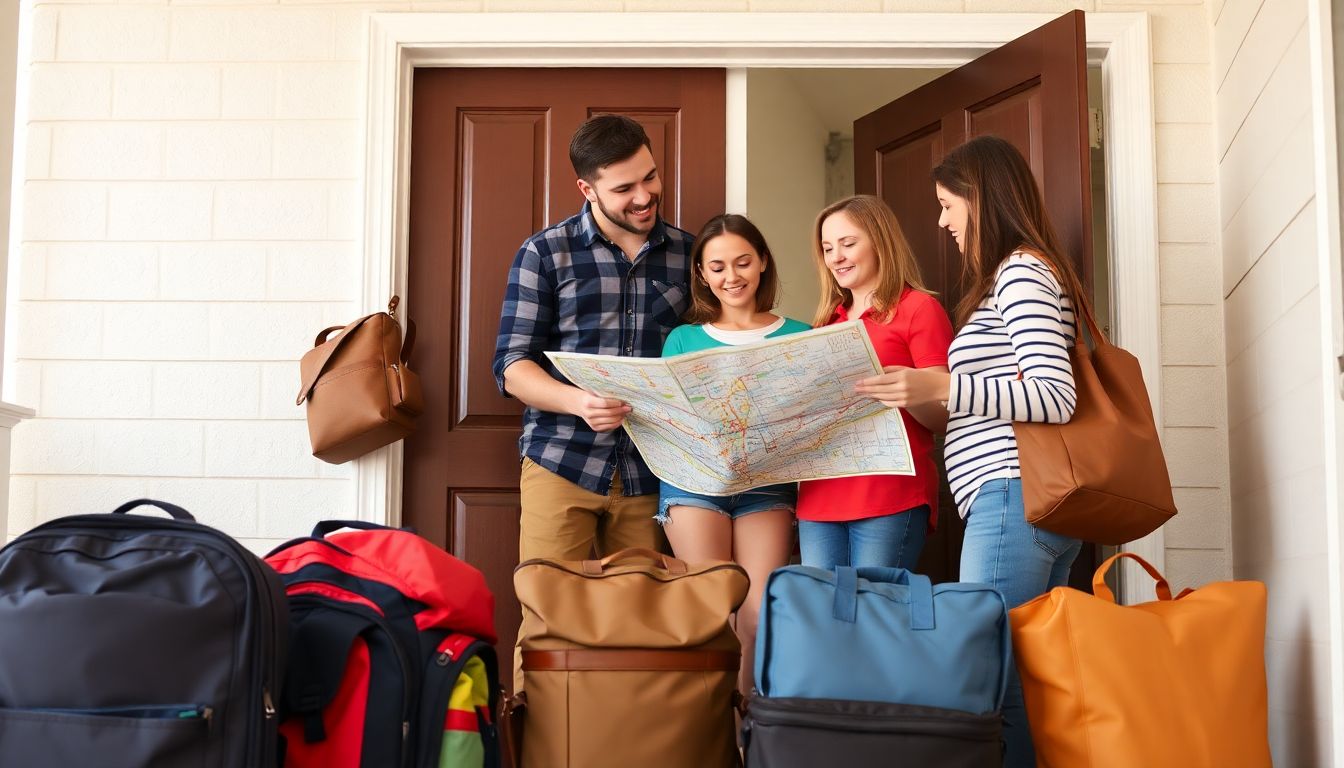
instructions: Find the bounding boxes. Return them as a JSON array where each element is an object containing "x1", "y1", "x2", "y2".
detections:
[
  {"x1": 492, "y1": 202, "x2": 693, "y2": 497},
  {"x1": 945, "y1": 252, "x2": 1077, "y2": 516}
]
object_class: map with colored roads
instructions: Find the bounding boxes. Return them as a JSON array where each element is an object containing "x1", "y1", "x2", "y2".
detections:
[{"x1": 546, "y1": 320, "x2": 914, "y2": 495}]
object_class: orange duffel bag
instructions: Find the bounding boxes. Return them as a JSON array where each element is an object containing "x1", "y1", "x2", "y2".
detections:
[{"x1": 1009, "y1": 552, "x2": 1271, "y2": 768}]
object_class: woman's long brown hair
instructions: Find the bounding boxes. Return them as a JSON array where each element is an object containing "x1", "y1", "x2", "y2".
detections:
[
  {"x1": 684, "y1": 214, "x2": 780, "y2": 325},
  {"x1": 810, "y1": 195, "x2": 928, "y2": 327},
  {"x1": 931, "y1": 135, "x2": 1081, "y2": 327}
]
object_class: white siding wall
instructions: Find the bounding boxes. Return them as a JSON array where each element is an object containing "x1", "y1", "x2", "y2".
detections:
[
  {"x1": 1216, "y1": 0, "x2": 1334, "y2": 763},
  {"x1": 9, "y1": 1, "x2": 1232, "y2": 586}
]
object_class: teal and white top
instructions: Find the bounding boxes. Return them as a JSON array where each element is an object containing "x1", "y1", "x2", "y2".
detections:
[{"x1": 662, "y1": 316, "x2": 812, "y2": 355}]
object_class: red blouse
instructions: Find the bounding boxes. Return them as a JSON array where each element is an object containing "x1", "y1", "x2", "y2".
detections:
[{"x1": 796, "y1": 288, "x2": 954, "y2": 529}]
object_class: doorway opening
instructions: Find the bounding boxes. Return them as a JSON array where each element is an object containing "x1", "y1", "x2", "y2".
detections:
[
  {"x1": 742, "y1": 66, "x2": 1111, "y2": 334},
  {"x1": 359, "y1": 11, "x2": 1162, "y2": 601}
]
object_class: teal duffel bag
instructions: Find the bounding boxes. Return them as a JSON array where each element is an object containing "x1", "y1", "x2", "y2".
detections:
[{"x1": 754, "y1": 566, "x2": 1010, "y2": 714}]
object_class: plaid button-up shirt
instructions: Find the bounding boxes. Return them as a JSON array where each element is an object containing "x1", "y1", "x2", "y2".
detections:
[{"x1": 492, "y1": 202, "x2": 693, "y2": 496}]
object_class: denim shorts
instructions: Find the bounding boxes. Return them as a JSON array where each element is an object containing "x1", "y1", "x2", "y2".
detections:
[{"x1": 655, "y1": 480, "x2": 797, "y2": 524}]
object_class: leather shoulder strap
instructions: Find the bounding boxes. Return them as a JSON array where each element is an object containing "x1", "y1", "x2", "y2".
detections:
[{"x1": 295, "y1": 313, "x2": 380, "y2": 406}]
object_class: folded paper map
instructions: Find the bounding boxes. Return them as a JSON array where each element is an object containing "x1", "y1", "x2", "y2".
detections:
[{"x1": 545, "y1": 320, "x2": 914, "y2": 495}]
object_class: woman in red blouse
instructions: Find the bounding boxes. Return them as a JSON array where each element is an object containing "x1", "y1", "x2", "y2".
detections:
[{"x1": 796, "y1": 195, "x2": 954, "y2": 569}]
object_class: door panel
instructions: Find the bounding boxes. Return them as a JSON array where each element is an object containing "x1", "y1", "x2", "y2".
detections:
[
  {"x1": 457, "y1": 111, "x2": 548, "y2": 429},
  {"x1": 855, "y1": 11, "x2": 1099, "y2": 590},
  {"x1": 406, "y1": 67, "x2": 726, "y2": 696}
]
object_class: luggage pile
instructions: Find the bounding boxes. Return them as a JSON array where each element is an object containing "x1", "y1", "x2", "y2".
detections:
[
  {"x1": 745, "y1": 565, "x2": 1011, "y2": 767},
  {"x1": 0, "y1": 501, "x2": 502, "y2": 768},
  {"x1": 0, "y1": 499, "x2": 1274, "y2": 768}
]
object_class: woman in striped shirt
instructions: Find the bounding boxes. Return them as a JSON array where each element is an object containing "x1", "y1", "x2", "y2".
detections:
[{"x1": 855, "y1": 135, "x2": 1082, "y2": 768}]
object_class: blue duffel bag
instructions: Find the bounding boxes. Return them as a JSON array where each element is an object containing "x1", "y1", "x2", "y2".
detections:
[{"x1": 754, "y1": 565, "x2": 1010, "y2": 714}]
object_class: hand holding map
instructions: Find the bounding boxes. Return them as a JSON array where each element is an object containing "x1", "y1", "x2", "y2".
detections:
[{"x1": 545, "y1": 320, "x2": 914, "y2": 495}]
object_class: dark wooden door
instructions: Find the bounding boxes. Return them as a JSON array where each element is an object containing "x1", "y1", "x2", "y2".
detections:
[
  {"x1": 404, "y1": 68, "x2": 726, "y2": 694},
  {"x1": 853, "y1": 11, "x2": 1100, "y2": 590}
]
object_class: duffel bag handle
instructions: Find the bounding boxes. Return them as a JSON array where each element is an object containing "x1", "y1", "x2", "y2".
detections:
[
  {"x1": 582, "y1": 547, "x2": 687, "y2": 575},
  {"x1": 832, "y1": 566, "x2": 934, "y2": 630},
  {"x1": 311, "y1": 520, "x2": 411, "y2": 538},
  {"x1": 1092, "y1": 552, "x2": 1173, "y2": 603},
  {"x1": 110, "y1": 498, "x2": 195, "y2": 521}
]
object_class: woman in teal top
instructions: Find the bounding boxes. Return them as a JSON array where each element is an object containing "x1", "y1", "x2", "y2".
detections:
[{"x1": 656, "y1": 213, "x2": 810, "y2": 695}]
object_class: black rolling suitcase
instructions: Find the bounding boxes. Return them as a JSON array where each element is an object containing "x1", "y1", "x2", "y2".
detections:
[
  {"x1": 0, "y1": 499, "x2": 288, "y2": 768},
  {"x1": 742, "y1": 696, "x2": 1002, "y2": 768}
]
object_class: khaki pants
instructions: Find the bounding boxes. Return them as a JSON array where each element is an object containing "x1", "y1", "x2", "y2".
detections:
[{"x1": 514, "y1": 457, "x2": 665, "y2": 690}]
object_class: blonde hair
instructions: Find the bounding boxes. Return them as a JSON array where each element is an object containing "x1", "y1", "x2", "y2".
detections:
[{"x1": 810, "y1": 195, "x2": 929, "y2": 327}]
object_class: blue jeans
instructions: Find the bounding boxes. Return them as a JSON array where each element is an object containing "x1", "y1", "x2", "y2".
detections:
[
  {"x1": 960, "y1": 478, "x2": 1081, "y2": 768},
  {"x1": 797, "y1": 505, "x2": 929, "y2": 569}
]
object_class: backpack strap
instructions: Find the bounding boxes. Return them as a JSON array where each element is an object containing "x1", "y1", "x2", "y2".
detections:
[{"x1": 284, "y1": 609, "x2": 377, "y2": 744}]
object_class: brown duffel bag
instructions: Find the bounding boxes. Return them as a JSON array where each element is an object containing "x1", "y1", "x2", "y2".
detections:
[{"x1": 510, "y1": 548, "x2": 748, "y2": 768}]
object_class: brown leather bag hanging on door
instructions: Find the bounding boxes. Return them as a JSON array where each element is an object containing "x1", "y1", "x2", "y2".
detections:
[
  {"x1": 1012, "y1": 256, "x2": 1177, "y2": 545},
  {"x1": 296, "y1": 296, "x2": 423, "y2": 464}
]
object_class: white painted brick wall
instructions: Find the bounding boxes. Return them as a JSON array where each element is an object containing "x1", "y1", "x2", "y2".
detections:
[
  {"x1": 203, "y1": 420, "x2": 318, "y2": 478},
  {"x1": 112, "y1": 65, "x2": 221, "y2": 121},
  {"x1": 28, "y1": 65, "x2": 111, "y2": 120},
  {"x1": 43, "y1": 243, "x2": 157, "y2": 301},
  {"x1": 108, "y1": 183, "x2": 214, "y2": 241},
  {"x1": 102, "y1": 303, "x2": 211, "y2": 360},
  {"x1": 165, "y1": 124, "x2": 272, "y2": 180},
  {"x1": 213, "y1": 181, "x2": 329, "y2": 240},
  {"x1": 57, "y1": 7, "x2": 169, "y2": 63},
  {"x1": 152, "y1": 362, "x2": 262, "y2": 419},
  {"x1": 170, "y1": 8, "x2": 336, "y2": 62},
  {"x1": 222, "y1": 64, "x2": 279, "y2": 119},
  {"x1": 160, "y1": 243, "x2": 267, "y2": 301},
  {"x1": 23, "y1": 181, "x2": 107, "y2": 240},
  {"x1": 94, "y1": 420, "x2": 206, "y2": 476},
  {"x1": 40, "y1": 361, "x2": 154, "y2": 419},
  {"x1": 51, "y1": 124, "x2": 163, "y2": 180},
  {"x1": 272, "y1": 121, "x2": 359, "y2": 179}
]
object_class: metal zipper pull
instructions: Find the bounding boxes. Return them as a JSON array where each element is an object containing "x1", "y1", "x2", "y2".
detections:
[{"x1": 263, "y1": 687, "x2": 276, "y2": 719}]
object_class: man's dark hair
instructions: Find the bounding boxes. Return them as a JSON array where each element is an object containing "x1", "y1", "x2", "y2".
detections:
[{"x1": 569, "y1": 115, "x2": 652, "y2": 182}]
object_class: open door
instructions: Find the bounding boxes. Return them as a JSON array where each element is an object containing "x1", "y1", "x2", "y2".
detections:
[
  {"x1": 853, "y1": 10, "x2": 1100, "y2": 590},
  {"x1": 404, "y1": 68, "x2": 726, "y2": 706}
]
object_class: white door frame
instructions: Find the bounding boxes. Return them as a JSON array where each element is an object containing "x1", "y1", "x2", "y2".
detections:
[{"x1": 356, "y1": 11, "x2": 1166, "y2": 596}]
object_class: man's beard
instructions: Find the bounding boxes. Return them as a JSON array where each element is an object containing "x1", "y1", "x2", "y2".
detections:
[{"x1": 594, "y1": 192, "x2": 661, "y2": 236}]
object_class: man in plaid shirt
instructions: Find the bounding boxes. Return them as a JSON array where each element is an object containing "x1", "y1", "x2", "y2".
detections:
[{"x1": 493, "y1": 115, "x2": 693, "y2": 570}]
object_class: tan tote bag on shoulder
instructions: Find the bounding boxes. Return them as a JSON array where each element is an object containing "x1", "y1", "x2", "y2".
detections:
[{"x1": 1012, "y1": 256, "x2": 1177, "y2": 544}]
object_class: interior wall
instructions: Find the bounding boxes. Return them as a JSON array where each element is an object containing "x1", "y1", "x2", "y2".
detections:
[
  {"x1": 745, "y1": 68, "x2": 949, "y2": 324},
  {"x1": 745, "y1": 70, "x2": 828, "y2": 324}
]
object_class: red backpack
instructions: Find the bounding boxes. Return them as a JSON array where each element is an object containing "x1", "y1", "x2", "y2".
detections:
[{"x1": 265, "y1": 521, "x2": 499, "y2": 768}]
